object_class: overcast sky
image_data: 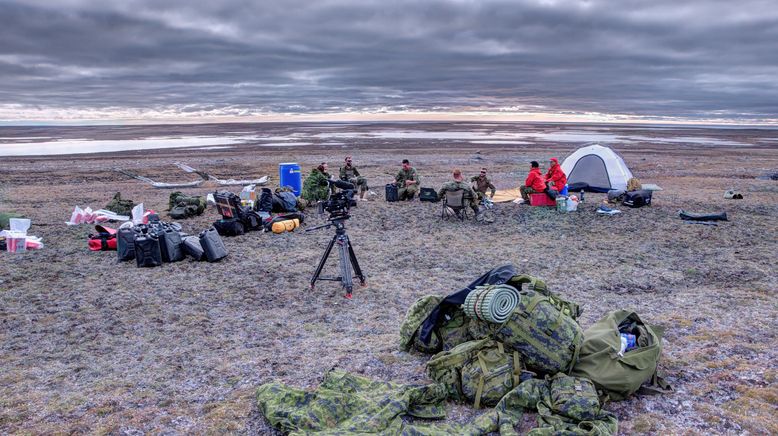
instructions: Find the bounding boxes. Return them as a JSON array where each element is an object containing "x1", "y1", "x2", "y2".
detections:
[{"x1": 1, "y1": 0, "x2": 777, "y2": 124}]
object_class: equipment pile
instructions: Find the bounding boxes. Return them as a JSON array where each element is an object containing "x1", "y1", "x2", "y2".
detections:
[{"x1": 257, "y1": 264, "x2": 672, "y2": 435}]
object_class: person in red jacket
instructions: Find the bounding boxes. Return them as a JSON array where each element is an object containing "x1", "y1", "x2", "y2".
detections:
[
  {"x1": 519, "y1": 161, "x2": 547, "y2": 203},
  {"x1": 545, "y1": 157, "x2": 567, "y2": 194}
]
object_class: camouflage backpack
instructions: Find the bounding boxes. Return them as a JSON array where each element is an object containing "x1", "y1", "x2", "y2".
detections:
[
  {"x1": 570, "y1": 310, "x2": 672, "y2": 401},
  {"x1": 426, "y1": 339, "x2": 526, "y2": 408},
  {"x1": 470, "y1": 275, "x2": 583, "y2": 375},
  {"x1": 104, "y1": 192, "x2": 135, "y2": 216},
  {"x1": 516, "y1": 373, "x2": 618, "y2": 436},
  {"x1": 168, "y1": 191, "x2": 206, "y2": 219},
  {"x1": 399, "y1": 295, "x2": 474, "y2": 354}
]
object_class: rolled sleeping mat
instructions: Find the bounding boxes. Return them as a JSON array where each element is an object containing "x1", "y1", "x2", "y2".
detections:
[{"x1": 462, "y1": 284, "x2": 521, "y2": 324}]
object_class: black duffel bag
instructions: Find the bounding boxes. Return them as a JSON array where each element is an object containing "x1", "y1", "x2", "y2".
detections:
[
  {"x1": 419, "y1": 187, "x2": 439, "y2": 202},
  {"x1": 622, "y1": 190, "x2": 653, "y2": 208}
]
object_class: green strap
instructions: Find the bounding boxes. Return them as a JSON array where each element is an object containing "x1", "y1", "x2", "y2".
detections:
[
  {"x1": 474, "y1": 352, "x2": 491, "y2": 409},
  {"x1": 566, "y1": 328, "x2": 582, "y2": 375},
  {"x1": 512, "y1": 350, "x2": 521, "y2": 388}
]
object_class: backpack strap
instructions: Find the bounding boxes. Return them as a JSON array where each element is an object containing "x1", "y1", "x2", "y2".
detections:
[
  {"x1": 512, "y1": 350, "x2": 522, "y2": 388},
  {"x1": 637, "y1": 370, "x2": 674, "y2": 396}
]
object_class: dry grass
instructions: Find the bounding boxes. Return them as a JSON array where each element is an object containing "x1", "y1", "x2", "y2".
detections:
[{"x1": 1, "y1": 123, "x2": 777, "y2": 434}]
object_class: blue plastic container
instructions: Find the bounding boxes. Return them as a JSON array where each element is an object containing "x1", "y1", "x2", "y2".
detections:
[
  {"x1": 279, "y1": 162, "x2": 302, "y2": 196},
  {"x1": 559, "y1": 184, "x2": 569, "y2": 196}
]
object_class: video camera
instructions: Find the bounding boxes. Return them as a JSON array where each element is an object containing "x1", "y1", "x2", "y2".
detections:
[{"x1": 318, "y1": 179, "x2": 357, "y2": 218}]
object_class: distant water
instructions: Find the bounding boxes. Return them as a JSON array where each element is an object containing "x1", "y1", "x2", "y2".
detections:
[{"x1": 0, "y1": 123, "x2": 765, "y2": 156}]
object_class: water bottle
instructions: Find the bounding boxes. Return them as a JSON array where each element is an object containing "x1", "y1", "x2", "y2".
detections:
[
  {"x1": 580, "y1": 189, "x2": 585, "y2": 203},
  {"x1": 620, "y1": 333, "x2": 636, "y2": 353}
]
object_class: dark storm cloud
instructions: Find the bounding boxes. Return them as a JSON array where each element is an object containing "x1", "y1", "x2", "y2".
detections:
[{"x1": 0, "y1": 0, "x2": 777, "y2": 121}]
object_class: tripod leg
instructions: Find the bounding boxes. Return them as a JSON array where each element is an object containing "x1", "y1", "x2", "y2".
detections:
[
  {"x1": 310, "y1": 233, "x2": 338, "y2": 289},
  {"x1": 347, "y1": 238, "x2": 366, "y2": 285},
  {"x1": 337, "y1": 235, "x2": 354, "y2": 298}
]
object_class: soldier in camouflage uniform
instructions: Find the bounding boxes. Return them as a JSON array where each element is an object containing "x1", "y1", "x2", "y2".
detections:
[
  {"x1": 395, "y1": 159, "x2": 421, "y2": 201},
  {"x1": 339, "y1": 155, "x2": 369, "y2": 200},
  {"x1": 301, "y1": 162, "x2": 332, "y2": 202},
  {"x1": 470, "y1": 167, "x2": 496, "y2": 201},
  {"x1": 438, "y1": 168, "x2": 479, "y2": 214}
]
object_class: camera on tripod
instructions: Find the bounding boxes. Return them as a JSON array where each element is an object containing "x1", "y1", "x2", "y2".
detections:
[
  {"x1": 308, "y1": 179, "x2": 365, "y2": 298},
  {"x1": 317, "y1": 179, "x2": 357, "y2": 217}
]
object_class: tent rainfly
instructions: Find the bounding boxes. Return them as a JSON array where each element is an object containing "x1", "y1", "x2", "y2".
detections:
[{"x1": 561, "y1": 144, "x2": 634, "y2": 192}]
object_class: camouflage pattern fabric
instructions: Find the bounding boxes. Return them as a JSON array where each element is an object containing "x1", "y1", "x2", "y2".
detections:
[
  {"x1": 470, "y1": 288, "x2": 583, "y2": 376},
  {"x1": 301, "y1": 169, "x2": 331, "y2": 202},
  {"x1": 470, "y1": 175, "x2": 496, "y2": 198},
  {"x1": 168, "y1": 191, "x2": 206, "y2": 219},
  {"x1": 400, "y1": 295, "x2": 473, "y2": 354},
  {"x1": 339, "y1": 165, "x2": 368, "y2": 193},
  {"x1": 426, "y1": 338, "x2": 495, "y2": 402},
  {"x1": 437, "y1": 180, "x2": 478, "y2": 210},
  {"x1": 400, "y1": 295, "x2": 443, "y2": 353},
  {"x1": 506, "y1": 274, "x2": 581, "y2": 320},
  {"x1": 395, "y1": 167, "x2": 420, "y2": 188},
  {"x1": 518, "y1": 374, "x2": 618, "y2": 436},
  {"x1": 460, "y1": 343, "x2": 525, "y2": 408},
  {"x1": 257, "y1": 369, "x2": 448, "y2": 434},
  {"x1": 104, "y1": 192, "x2": 135, "y2": 216}
]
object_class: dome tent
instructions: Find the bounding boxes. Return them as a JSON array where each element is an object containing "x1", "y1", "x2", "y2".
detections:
[{"x1": 561, "y1": 144, "x2": 634, "y2": 193}]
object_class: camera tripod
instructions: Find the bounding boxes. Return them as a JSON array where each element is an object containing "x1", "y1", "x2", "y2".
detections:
[{"x1": 307, "y1": 215, "x2": 366, "y2": 299}]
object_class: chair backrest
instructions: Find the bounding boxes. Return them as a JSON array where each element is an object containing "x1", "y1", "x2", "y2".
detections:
[{"x1": 445, "y1": 189, "x2": 465, "y2": 208}]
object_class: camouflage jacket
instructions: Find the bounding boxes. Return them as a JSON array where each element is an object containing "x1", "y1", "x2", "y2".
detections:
[
  {"x1": 395, "y1": 167, "x2": 420, "y2": 188},
  {"x1": 437, "y1": 180, "x2": 477, "y2": 202},
  {"x1": 339, "y1": 165, "x2": 361, "y2": 180},
  {"x1": 470, "y1": 175, "x2": 496, "y2": 196},
  {"x1": 257, "y1": 369, "x2": 617, "y2": 435},
  {"x1": 301, "y1": 168, "x2": 330, "y2": 202}
]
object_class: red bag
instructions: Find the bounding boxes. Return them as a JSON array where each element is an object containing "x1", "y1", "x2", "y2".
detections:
[{"x1": 88, "y1": 225, "x2": 117, "y2": 251}]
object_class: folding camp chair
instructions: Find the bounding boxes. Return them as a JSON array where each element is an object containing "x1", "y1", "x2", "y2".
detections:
[{"x1": 441, "y1": 189, "x2": 471, "y2": 221}]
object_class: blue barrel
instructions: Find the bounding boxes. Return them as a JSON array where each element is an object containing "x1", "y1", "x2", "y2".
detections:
[{"x1": 279, "y1": 162, "x2": 302, "y2": 196}]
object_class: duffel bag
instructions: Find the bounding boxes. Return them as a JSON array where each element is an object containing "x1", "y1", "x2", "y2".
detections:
[{"x1": 570, "y1": 310, "x2": 672, "y2": 401}]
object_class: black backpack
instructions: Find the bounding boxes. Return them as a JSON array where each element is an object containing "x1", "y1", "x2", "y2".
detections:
[
  {"x1": 385, "y1": 184, "x2": 399, "y2": 202},
  {"x1": 213, "y1": 218, "x2": 245, "y2": 236},
  {"x1": 419, "y1": 187, "x2": 439, "y2": 202},
  {"x1": 622, "y1": 190, "x2": 653, "y2": 208}
]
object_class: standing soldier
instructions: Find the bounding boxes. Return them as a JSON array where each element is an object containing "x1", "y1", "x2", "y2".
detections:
[
  {"x1": 395, "y1": 159, "x2": 420, "y2": 201},
  {"x1": 439, "y1": 168, "x2": 479, "y2": 215},
  {"x1": 470, "y1": 167, "x2": 496, "y2": 201},
  {"x1": 339, "y1": 156, "x2": 369, "y2": 201}
]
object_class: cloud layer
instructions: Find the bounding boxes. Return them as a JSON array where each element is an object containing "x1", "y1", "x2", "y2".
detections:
[{"x1": 1, "y1": 0, "x2": 777, "y2": 123}]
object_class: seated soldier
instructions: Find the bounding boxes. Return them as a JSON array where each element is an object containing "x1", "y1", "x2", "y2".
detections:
[
  {"x1": 301, "y1": 162, "x2": 332, "y2": 202},
  {"x1": 339, "y1": 156, "x2": 369, "y2": 201},
  {"x1": 518, "y1": 161, "x2": 547, "y2": 204},
  {"x1": 438, "y1": 168, "x2": 479, "y2": 214},
  {"x1": 470, "y1": 167, "x2": 496, "y2": 201},
  {"x1": 395, "y1": 159, "x2": 420, "y2": 201}
]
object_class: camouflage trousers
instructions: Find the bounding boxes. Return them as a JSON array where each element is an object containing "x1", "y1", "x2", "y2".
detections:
[
  {"x1": 399, "y1": 184, "x2": 419, "y2": 200},
  {"x1": 346, "y1": 176, "x2": 369, "y2": 194},
  {"x1": 520, "y1": 186, "x2": 538, "y2": 201}
]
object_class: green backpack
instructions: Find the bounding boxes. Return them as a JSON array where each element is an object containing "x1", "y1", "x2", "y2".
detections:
[
  {"x1": 516, "y1": 374, "x2": 618, "y2": 436},
  {"x1": 570, "y1": 310, "x2": 672, "y2": 401},
  {"x1": 399, "y1": 295, "x2": 475, "y2": 354},
  {"x1": 470, "y1": 275, "x2": 583, "y2": 376},
  {"x1": 168, "y1": 191, "x2": 206, "y2": 219},
  {"x1": 426, "y1": 339, "x2": 525, "y2": 408},
  {"x1": 104, "y1": 192, "x2": 135, "y2": 216}
]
